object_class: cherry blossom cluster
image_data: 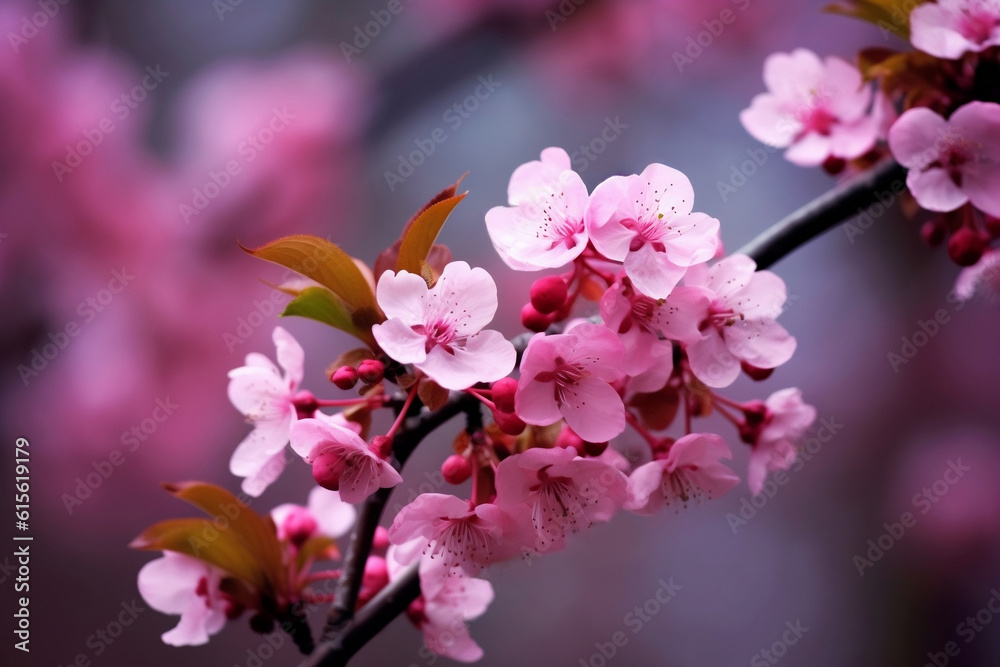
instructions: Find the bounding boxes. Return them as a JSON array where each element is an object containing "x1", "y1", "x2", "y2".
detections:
[
  {"x1": 741, "y1": 0, "x2": 1000, "y2": 288},
  {"x1": 133, "y1": 150, "x2": 815, "y2": 662}
]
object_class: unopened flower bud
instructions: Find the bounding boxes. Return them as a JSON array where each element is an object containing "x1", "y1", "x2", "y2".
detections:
[
  {"x1": 357, "y1": 556, "x2": 390, "y2": 607},
  {"x1": 530, "y1": 276, "x2": 568, "y2": 314},
  {"x1": 740, "y1": 361, "x2": 774, "y2": 382},
  {"x1": 521, "y1": 303, "x2": 556, "y2": 333},
  {"x1": 920, "y1": 219, "x2": 946, "y2": 247},
  {"x1": 357, "y1": 359, "x2": 385, "y2": 384},
  {"x1": 491, "y1": 377, "x2": 518, "y2": 414},
  {"x1": 442, "y1": 454, "x2": 473, "y2": 484},
  {"x1": 312, "y1": 451, "x2": 348, "y2": 491},
  {"x1": 947, "y1": 227, "x2": 987, "y2": 267},
  {"x1": 985, "y1": 215, "x2": 1000, "y2": 238},
  {"x1": 281, "y1": 507, "x2": 318, "y2": 547},
  {"x1": 492, "y1": 409, "x2": 526, "y2": 436},
  {"x1": 331, "y1": 365, "x2": 359, "y2": 390},
  {"x1": 554, "y1": 426, "x2": 584, "y2": 454},
  {"x1": 372, "y1": 526, "x2": 391, "y2": 554}
]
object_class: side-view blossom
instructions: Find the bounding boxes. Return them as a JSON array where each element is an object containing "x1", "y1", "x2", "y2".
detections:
[
  {"x1": 746, "y1": 388, "x2": 817, "y2": 495},
  {"x1": 227, "y1": 326, "x2": 306, "y2": 497},
  {"x1": 388, "y1": 553, "x2": 494, "y2": 663},
  {"x1": 495, "y1": 446, "x2": 628, "y2": 549},
  {"x1": 137, "y1": 552, "x2": 231, "y2": 646},
  {"x1": 270, "y1": 486, "x2": 356, "y2": 543},
  {"x1": 515, "y1": 322, "x2": 627, "y2": 443},
  {"x1": 290, "y1": 417, "x2": 402, "y2": 503},
  {"x1": 586, "y1": 163, "x2": 719, "y2": 298},
  {"x1": 372, "y1": 261, "x2": 516, "y2": 390},
  {"x1": 485, "y1": 147, "x2": 590, "y2": 270},
  {"x1": 388, "y1": 493, "x2": 528, "y2": 574},
  {"x1": 910, "y1": 0, "x2": 1000, "y2": 59},
  {"x1": 740, "y1": 48, "x2": 881, "y2": 167},
  {"x1": 625, "y1": 433, "x2": 740, "y2": 515},
  {"x1": 684, "y1": 254, "x2": 796, "y2": 388},
  {"x1": 888, "y1": 101, "x2": 1000, "y2": 217}
]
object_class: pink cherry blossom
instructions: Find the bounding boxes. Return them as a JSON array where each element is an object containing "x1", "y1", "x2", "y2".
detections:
[
  {"x1": 485, "y1": 147, "x2": 590, "y2": 270},
  {"x1": 372, "y1": 261, "x2": 516, "y2": 390},
  {"x1": 388, "y1": 494, "x2": 526, "y2": 575},
  {"x1": 227, "y1": 326, "x2": 305, "y2": 496},
  {"x1": 289, "y1": 417, "x2": 403, "y2": 504},
  {"x1": 625, "y1": 433, "x2": 740, "y2": 515},
  {"x1": 910, "y1": 0, "x2": 1000, "y2": 59},
  {"x1": 683, "y1": 254, "x2": 796, "y2": 388},
  {"x1": 955, "y1": 248, "x2": 1000, "y2": 301},
  {"x1": 515, "y1": 322, "x2": 627, "y2": 443},
  {"x1": 586, "y1": 163, "x2": 720, "y2": 298},
  {"x1": 389, "y1": 554, "x2": 494, "y2": 663},
  {"x1": 270, "y1": 487, "x2": 356, "y2": 543},
  {"x1": 600, "y1": 275, "x2": 708, "y2": 378},
  {"x1": 888, "y1": 102, "x2": 1000, "y2": 217},
  {"x1": 495, "y1": 446, "x2": 628, "y2": 548},
  {"x1": 740, "y1": 49, "x2": 881, "y2": 167},
  {"x1": 137, "y1": 552, "x2": 230, "y2": 646},
  {"x1": 747, "y1": 388, "x2": 817, "y2": 496}
]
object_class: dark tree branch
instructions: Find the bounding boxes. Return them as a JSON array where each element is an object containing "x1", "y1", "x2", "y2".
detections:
[
  {"x1": 302, "y1": 392, "x2": 480, "y2": 666},
  {"x1": 737, "y1": 158, "x2": 906, "y2": 269}
]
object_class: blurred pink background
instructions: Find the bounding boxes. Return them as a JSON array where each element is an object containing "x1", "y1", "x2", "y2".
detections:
[{"x1": 2, "y1": 0, "x2": 999, "y2": 665}]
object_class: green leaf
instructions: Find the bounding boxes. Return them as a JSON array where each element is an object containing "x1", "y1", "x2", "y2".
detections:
[
  {"x1": 396, "y1": 191, "x2": 467, "y2": 276},
  {"x1": 281, "y1": 286, "x2": 375, "y2": 346},
  {"x1": 162, "y1": 482, "x2": 285, "y2": 594},
  {"x1": 824, "y1": 0, "x2": 927, "y2": 39},
  {"x1": 240, "y1": 235, "x2": 381, "y2": 319},
  {"x1": 131, "y1": 517, "x2": 270, "y2": 590}
]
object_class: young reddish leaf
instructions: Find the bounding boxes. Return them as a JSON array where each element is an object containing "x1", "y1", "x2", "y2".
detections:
[
  {"x1": 239, "y1": 235, "x2": 381, "y2": 318},
  {"x1": 396, "y1": 192, "x2": 467, "y2": 275},
  {"x1": 296, "y1": 535, "x2": 338, "y2": 569},
  {"x1": 628, "y1": 384, "x2": 680, "y2": 432},
  {"x1": 824, "y1": 0, "x2": 925, "y2": 39},
  {"x1": 580, "y1": 275, "x2": 606, "y2": 301},
  {"x1": 417, "y1": 376, "x2": 450, "y2": 411},
  {"x1": 130, "y1": 517, "x2": 270, "y2": 590},
  {"x1": 373, "y1": 175, "x2": 466, "y2": 279},
  {"x1": 162, "y1": 482, "x2": 285, "y2": 594}
]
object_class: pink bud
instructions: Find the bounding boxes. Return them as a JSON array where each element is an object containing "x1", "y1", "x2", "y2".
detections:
[
  {"x1": 331, "y1": 365, "x2": 359, "y2": 390},
  {"x1": 442, "y1": 454, "x2": 473, "y2": 484},
  {"x1": 372, "y1": 526, "x2": 391, "y2": 554},
  {"x1": 491, "y1": 377, "x2": 518, "y2": 414},
  {"x1": 312, "y1": 451, "x2": 348, "y2": 491},
  {"x1": 530, "y1": 276, "x2": 568, "y2": 314},
  {"x1": 493, "y1": 409, "x2": 527, "y2": 436},
  {"x1": 281, "y1": 507, "x2": 318, "y2": 546},
  {"x1": 920, "y1": 219, "x2": 946, "y2": 247},
  {"x1": 948, "y1": 228, "x2": 987, "y2": 267},
  {"x1": 985, "y1": 215, "x2": 1000, "y2": 238},
  {"x1": 357, "y1": 359, "x2": 385, "y2": 384},
  {"x1": 554, "y1": 426, "x2": 584, "y2": 454},
  {"x1": 521, "y1": 303, "x2": 556, "y2": 333}
]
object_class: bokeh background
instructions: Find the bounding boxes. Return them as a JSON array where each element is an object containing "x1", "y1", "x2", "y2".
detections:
[{"x1": 2, "y1": 0, "x2": 1000, "y2": 665}]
